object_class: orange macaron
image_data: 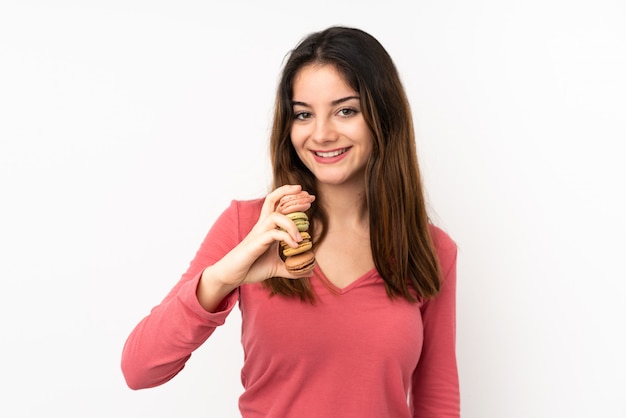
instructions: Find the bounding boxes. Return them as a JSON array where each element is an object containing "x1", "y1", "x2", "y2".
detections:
[
  {"x1": 276, "y1": 190, "x2": 315, "y2": 214},
  {"x1": 284, "y1": 250, "x2": 316, "y2": 275},
  {"x1": 281, "y1": 231, "x2": 313, "y2": 257}
]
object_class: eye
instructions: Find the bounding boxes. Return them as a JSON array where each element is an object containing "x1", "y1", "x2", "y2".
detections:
[
  {"x1": 337, "y1": 107, "x2": 358, "y2": 117},
  {"x1": 294, "y1": 111, "x2": 312, "y2": 120}
]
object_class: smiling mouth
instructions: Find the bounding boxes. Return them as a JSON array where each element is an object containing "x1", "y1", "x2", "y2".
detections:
[{"x1": 314, "y1": 148, "x2": 349, "y2": 158}]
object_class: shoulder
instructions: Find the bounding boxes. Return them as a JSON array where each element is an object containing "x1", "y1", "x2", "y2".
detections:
[
  {"x1": 229, "y1": 197, "x2": 264, "y2": 217},
  {"x1": 223, "y1": 197, "x2": 264, "y2": 232},
  {"x1": 428, "y1": 224, "x2": 456, "y2": 252},
  {"x1": 208, "y1": 197, "x2": 264, "y2": 243},
  {"x1": 428, "y1": 224, "x2": 457, "y2": 275}
]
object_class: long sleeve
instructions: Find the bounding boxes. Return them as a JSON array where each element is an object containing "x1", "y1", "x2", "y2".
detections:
[
  {"x1": 121, "y1": 200, "x2": 245, "y2": 390},
  {"x1": 410, "y1": 229, "x2": 460, "y2": 417}
]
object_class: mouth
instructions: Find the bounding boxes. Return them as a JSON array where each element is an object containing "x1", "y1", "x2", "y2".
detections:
[{"x1": 314, "y1": 148, "x2": 350, "y2": 158}]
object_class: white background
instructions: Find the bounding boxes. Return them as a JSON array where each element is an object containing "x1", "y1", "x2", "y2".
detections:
[{"x1": 1, "y1": 1, "x2": 625, "y2": 417}]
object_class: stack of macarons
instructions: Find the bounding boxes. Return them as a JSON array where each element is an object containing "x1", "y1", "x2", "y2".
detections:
[{"x1": 277, "y1": 192, "x2": 316, "y2": 275}]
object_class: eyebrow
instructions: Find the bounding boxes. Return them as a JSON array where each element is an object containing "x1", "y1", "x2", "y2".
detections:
[{"x1": 292, "y1": 95, "x2": 361, "y2": 107}]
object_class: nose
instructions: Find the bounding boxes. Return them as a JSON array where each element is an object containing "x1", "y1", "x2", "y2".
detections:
[{"x1": 311, "y1": 117, "x2": 338, "y2": 144}]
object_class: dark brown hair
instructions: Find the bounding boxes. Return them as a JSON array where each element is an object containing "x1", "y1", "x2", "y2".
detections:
[{"x1": 265, "y1": 26, "x2": 441, "y2": 303}]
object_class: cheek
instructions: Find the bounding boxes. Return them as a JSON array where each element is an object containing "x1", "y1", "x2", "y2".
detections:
[
  {"x1": 353, "y1": 126, "x2": 375, "y2": 150},
  {"x1": 289, "y1": 126, "x2": 307, "y2": 150}
]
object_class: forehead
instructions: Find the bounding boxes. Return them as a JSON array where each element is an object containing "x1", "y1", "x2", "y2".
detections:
[{"x1": 292, "y1": 64, "x2": 357, "y2": 101}]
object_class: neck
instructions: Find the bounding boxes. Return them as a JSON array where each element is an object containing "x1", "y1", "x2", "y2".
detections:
[{"x1": 316, "y1": 180, "x2": 369, "y2": 229}]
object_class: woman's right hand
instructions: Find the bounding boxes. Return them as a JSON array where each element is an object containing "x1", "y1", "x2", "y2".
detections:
[{"x1": 196, "y1": 185, "x2": 314, "y2": 311}]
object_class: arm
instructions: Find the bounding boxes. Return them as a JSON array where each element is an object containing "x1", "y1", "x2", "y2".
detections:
[
  {"x1": 410, "y1": 234, "x2": 460, "y2": 417},
  {"x1": 120, "y1": 201, "x2": 243, "y2": 390},
  {"x1": 121, "y1": 186, "x2": 315, "y2": 390}
]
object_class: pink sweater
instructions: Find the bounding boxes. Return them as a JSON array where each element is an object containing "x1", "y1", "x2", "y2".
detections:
[{"x1": 122, "y1": 198, "x2": 460, "y2": 417}]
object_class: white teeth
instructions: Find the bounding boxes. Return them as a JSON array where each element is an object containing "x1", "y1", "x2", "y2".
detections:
[{"x1": 315, "y1": 149, "x2": 347, "y2": 158}]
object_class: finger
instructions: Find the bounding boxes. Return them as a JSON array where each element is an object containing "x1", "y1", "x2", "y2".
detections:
[
  {"x1": 270, "y1": 212, "x2": 303, "y2": 245},
  {"x1": 263, "y1": 227, "x2": 301, "y2": 249},
  {"x1": 255, "y1": 212, "x2": 302, "y2": 247},
  {"x1": 260, "y1": 184, "x2": 302, "y2": 217}
]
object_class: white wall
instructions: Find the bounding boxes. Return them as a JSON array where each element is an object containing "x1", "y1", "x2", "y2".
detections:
[{"x1": 1, "y1": 1, "x2": 624, "y2": 417}]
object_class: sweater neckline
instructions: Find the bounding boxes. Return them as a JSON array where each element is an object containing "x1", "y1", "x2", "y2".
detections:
[{"x1": 313, "y1": 264, "x2": 379, "y2": 294}]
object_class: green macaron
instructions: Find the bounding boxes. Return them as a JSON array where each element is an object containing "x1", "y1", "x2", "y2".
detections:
[{"x1": 286, "y1": 211, "x2": 310, "y2": 232}]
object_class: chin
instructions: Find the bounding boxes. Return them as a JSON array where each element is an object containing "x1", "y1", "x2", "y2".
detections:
[
  {"x1": 315, "y1": 174, "x2": 362, "y2": 187},
  {"x1": 309, "y1": 167, "x2": 366, "y2": 188}
]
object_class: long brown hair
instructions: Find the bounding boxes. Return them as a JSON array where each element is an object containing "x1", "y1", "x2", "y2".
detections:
[{"x1": 265, "y1": 26, "x2": 441, "y2": 303}]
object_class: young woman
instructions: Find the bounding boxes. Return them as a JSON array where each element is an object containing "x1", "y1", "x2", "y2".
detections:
[{"x1": 122, "y1": 26, "x2": 460, "y2": 417}]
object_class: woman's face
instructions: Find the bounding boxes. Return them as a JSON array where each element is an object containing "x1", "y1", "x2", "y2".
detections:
[{"x1": 290, "y1": 64, "x2": 373, "y2": 188}]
